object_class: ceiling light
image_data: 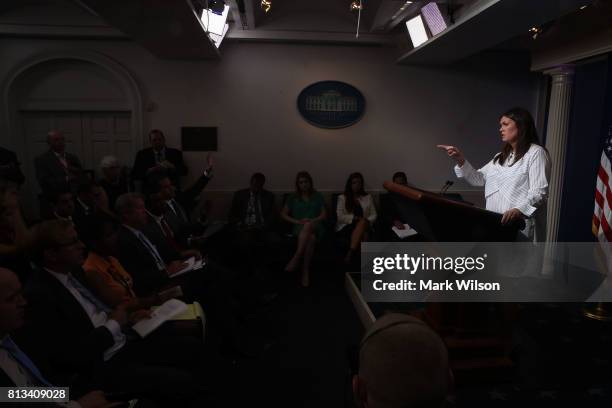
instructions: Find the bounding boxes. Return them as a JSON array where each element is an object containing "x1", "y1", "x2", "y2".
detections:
[
  {"x1": 421, "y1": 2, "x2": 447, "y2": 36},
  {"x1": 529, "y1": 26, "x2": 542, "y2": 40},
  {"x1": 406, "y1": 15, "x2": 429, "y2": 48},
  {"x1": 350, "y1": 1, "x2": 362, "y2": 11},
  {"x1": 261, "y1": 0, "x2": 271, "y2": 13},
  {"x1": 201, "y1": 3, "x2": 229, "y2": 47}
]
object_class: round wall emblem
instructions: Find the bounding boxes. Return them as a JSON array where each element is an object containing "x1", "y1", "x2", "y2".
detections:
[{"x1": 297, "y1": 81, "x2": 366, "y2": 129}]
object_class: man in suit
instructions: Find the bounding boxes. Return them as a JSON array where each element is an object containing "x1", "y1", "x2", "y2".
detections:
[
  {"x1": 143, "y1": 192, "x2": 201, "y2": 264},
  {"x1": 0, "y1": 266, "x2": 140, "y2": 407},
  {"x1": 16, "y1": 220, "x2": 214, "y2": 405},
  {"x1": 145, "y1": 163, "x2": 212, "y2": 248},
  {"x1": 115, "y1": 193, "x2": 266, "y2": 358},
  {"x1": 115, "y1": 193, "x2": 187, "y2": 297},
  {"x1": 44, "y1": 184, "x2": 75, "y2": 223},
  {"x1": 229, "y1": 173, "x2": 280, "y2": 274},
  {"x1": 34, "y1": 130, "x2": 83, "y2": 194},
  {"x1": 131, "y1": 129, "x2": 187, "y2": 191},
  {"x1": 0, "y1": 147, "x2": 25, "y2": 186}
]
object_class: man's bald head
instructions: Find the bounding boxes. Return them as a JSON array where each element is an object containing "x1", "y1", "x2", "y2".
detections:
[
  {"x1": 47, "y1": 130, "x2": 66, "y2": 154},
  {"x1": 355, "y1": 314, "x2": 450, "y2": 408},
  {"x1": 0, "y1": 268, "x2": 26, "y2": 336}
]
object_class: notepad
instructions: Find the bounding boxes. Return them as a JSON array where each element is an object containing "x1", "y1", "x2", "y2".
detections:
[
  {"x1": 132, "y1": 299, "x2": 188, "y2": 338},
  {"x1": 170, "y1": 256, "x2": 206, "y2": 278},
  {"x1": 392, "y1": 224, "x2": 418, "y2": 239}
]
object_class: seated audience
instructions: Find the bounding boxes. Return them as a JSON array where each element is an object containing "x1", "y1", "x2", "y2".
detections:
[
  {"x1": 99, "y1": 155, "x2": 132, "y2": 210},
  {"x1": 45, "y1": 183, "x2": 75, "y2": 223},
  {"x1": 379, "y1": 171, "x2": 411, "y2": 241},
  {"x1": 229, "y1": 172, "x2": 280, "y2": 274},
  {"x1": 0, "y1": 147, "x2": 25, "y2": 186},
  {"x1": 115, "y1": 193, "x2": 187, "y2": 296},
  {"x1": 143, "y1": 191, "x2": 202, "y2": 264},
  {"x1": 82, "y1": 214, "x2": 156, "y2": 308},
  {"x1": 0, "y1": 180, "x2": 34, "y2": 281},
  {"x1": 0, "y1": 267, "x2": 126, "y2": 407},
  {"x1": 336, "y1": 172, "x2": 377, "y2": 264},
  {"x1": 144, "y1": 158, "x2": 213, "y2": 247},
  {"x1": 17, "y1": 220, "x2": 210, "y2": 405},
  {"x1": 353, "y1": 313, "x2": 451, "y2": 408},
  {"x1": 74, "y1": 178, "x2": 106, "y2": 233},
  {"x1": 281, "y1": 171, "x2": 327, "y2": 287},
  {"x1": 34, "y1": 130, "x2": 83, "y2": 193},
  {"x1": 132, "y1": 129, "x2": 188, "y2": 190}
]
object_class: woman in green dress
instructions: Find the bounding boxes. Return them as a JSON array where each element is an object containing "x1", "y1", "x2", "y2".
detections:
[{"x1": 281, "y1": 171, "x2": 327, "y2": 287}]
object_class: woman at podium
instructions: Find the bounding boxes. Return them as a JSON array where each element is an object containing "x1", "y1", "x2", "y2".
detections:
[{"x1": 438, "y1": 107, "x2": 550, "y2": 242}]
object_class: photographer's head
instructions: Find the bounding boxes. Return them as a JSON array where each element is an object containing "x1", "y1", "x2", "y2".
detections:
[{"x1": 353, "y1": 314, "x2": 451, "y2": 408}]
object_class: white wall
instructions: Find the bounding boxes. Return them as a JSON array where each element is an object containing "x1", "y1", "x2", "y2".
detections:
[{"x1": 0, "y1": 36, "x2": 541, "y2": 198}]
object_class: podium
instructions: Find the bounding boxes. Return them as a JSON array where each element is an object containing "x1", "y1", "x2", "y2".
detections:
[
  {"x1": 383, "y1": 181, "x2": 523, "y2": 242},
  {"x1": 382, "y1": 181, "x2": 522, "y2": 384}
]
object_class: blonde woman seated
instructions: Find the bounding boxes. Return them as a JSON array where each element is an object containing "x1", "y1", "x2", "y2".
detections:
[
  {"x1": 336, "y1": 172, "x2": 377, "y2": 264},
  {"x1": 281, "y1": 171, "x2": 327, "y2": 288}
]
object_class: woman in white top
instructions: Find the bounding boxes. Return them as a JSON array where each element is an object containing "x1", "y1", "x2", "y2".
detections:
[
  {"x1": 438, "y1": 107, "x2": 550, "y2": 242},
  {"x1": 336, "y1": 172, "x2": 378, "y2": 263}
]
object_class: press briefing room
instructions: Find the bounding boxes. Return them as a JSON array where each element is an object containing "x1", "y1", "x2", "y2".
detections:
[{"x1": 1, "y1": 0, "x2": 612, "y2": 407}]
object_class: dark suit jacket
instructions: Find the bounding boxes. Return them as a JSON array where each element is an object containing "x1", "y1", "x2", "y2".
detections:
[
  {"x1": 229, "y1": 188, "x2": 277, "y2": 229},
  {"x1": 142, "y1": 218, "x2": 182, "y2": 264},
  {"x1": 131, "y1": 147, "x2": 187, "y2": 188},
  {"x1": 116, "y1": 225, "x2": 169, "y2": 296},
  {"x1": 34, "y1": 150, "x2": 82, "y2": 193},
  {"x1": 163, "y1": 171, "x2": 210, "y2": 245},
  {"x1": 16, "y1": 268, "x2": 114, "y2": 385},
  {"x1": 0, "y1": 147, "x2": 25, "y2": 185}
]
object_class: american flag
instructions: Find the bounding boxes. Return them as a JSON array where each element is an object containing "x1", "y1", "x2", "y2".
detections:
[{"x1": 593, "y1": 126, "x2": 612, "y2": 242}]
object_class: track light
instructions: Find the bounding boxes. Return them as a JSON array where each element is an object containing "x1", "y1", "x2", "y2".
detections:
[
  {"x1": 529, "y1": 26, "x2": 542, "y2": 40},
  {"x1": 261, "y1": 0, "x2": 271, "y2": 13}
]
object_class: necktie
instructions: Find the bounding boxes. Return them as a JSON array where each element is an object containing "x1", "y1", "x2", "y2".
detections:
[
  {"x1": 169, "y1": 200, "x2": 187, "y2": 223},
  {"x1": 160, "y1": 216, "x2": 181, "y2": 251},
  {"x1": 67, "y1": 274, "x2": 111, "y2": 313},
  {"x1": 0, "y1": 337, "x2": 52, "y2": 386},
  {"x1": 255, "y1": 195, "x2": 264, "y2": 226},
  {"x1": 136, "y1": 232, "x2": 166, "y2": 270},
  {"x1": 155, "y1": 151, "x2": 163, "y2": 164}
]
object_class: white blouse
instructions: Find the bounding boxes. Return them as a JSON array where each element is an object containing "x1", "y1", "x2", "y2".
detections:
[
  {"x1": 336, "y1": 194, "x2": 378, "y2": 232},
  {"x1": 454, "y1": 143, "x2": 551, "y2": 242}
]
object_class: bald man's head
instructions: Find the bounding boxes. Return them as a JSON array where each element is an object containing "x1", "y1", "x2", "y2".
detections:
[
  {"x1": 354, "y1": 314, "x2": 450, "y2": 408},
  {"x1": 0, "y1": 268, "x2": 26, "y2": 336}
]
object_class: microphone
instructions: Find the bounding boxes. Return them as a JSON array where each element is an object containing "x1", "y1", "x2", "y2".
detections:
[{"x1": 440, "y1": 180, "x2": 453, "y2": 194}]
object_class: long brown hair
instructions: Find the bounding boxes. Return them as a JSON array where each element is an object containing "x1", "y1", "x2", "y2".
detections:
[
  {"x1": 494, "y1": 107, "x2": 541, "y2": 166},
  {"x1": 344, "y1": 172, "x2": 366, "y2": 213},
  {"x1": 295, "y1": 171, "x2": 314, "y2": 197}
]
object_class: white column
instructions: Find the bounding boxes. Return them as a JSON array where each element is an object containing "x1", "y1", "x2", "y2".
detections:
[{"x1": 544, "y1": 65, "x2": 574, "y2": 242}]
